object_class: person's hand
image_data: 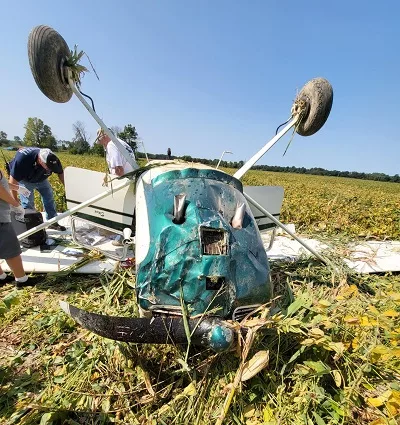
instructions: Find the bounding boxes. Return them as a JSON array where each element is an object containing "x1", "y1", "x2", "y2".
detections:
[
  {"x1": 17, "y1": 186, "x2": 31, "y2": 197},
  {"x1": 11, "y1": 205, "x2": 25, "y2": 221}
]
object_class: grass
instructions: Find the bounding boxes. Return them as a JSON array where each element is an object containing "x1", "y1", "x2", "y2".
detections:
[
  {"x1": 1, "y1": 264, "x2": 399, "y2": 424},
  {"x1": 0, "y1": 152, "x2": 399, "y2": 424}
]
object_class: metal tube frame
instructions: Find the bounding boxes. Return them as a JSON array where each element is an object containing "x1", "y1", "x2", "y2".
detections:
[
  {"x1": 20, "y1": 72, "x2": 328, "y2": 267},
  {"x1": 229, "y1": 114, "x2": 331, "y2": 265},
  {"x1": 243, "y1": 192, "x2": 332, "y2": 266},
  {"x1": 138, "y1": 140, "x2": 149, "y2": 163},
  {"x1": 17, "y1": 73, "x2": 141, "y2": 241},
  {"x1": 70, "y1": 215, "x2": 129, "y2": 261},
  {"x1": 233, "y1": 116, "x2": 298, "y2": 180},
  {"x1": 67, "y1": 70, "x2": 139, "y2": 171},
  {"x1": 216, "y1": 150, "x2": 233, "y2": 169}
]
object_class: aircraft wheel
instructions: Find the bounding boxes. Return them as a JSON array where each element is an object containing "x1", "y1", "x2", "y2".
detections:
[
  {"x1": 28, "y1": 25, "x2": 72, "y2": 103},
  {"x1": 294, "y1": 77, "x2": 333, "y2": 136}
]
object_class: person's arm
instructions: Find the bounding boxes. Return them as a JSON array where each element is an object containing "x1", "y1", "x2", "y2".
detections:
[
  {"x1": 8, "y1": 176, "x2": 20, "y2": 202},
  {"x1": 58, "y1": 172, "x2": 65, "y2": 186},
  {"x1": 8, "y1": 182, "x2": 19, "y2": 191},
  {"x1": 0, "y1": 182, "x2": 20, "y2": 207}
]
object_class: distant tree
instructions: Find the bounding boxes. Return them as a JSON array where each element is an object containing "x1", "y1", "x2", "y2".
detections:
[
  {"x1": 13, "y1": 136, "x2": 22, "y2": 145},
  {"x1": 91, "y1": 143, "x2": 105, "y2": 156},
  {"x1": 0, "y1": 131, "x2": 7, "y2": 146},
  {"x1": 23, "y1": 117, "x2": 57, "y2": 150},
  {"x1": 69, "y1": 121, "x2": 90, "y2": 154},
  {"x1": 57, "y1": 140, "x2": 71, "y2": 151},
  {"x1": 110, "y1": 126, "x2": 122, "y2": 137},
  {"x1": 118, "y1": 124, "x2": 138, "y2": 153}
]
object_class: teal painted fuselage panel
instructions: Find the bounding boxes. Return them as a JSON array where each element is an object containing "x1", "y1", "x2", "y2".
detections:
[{"x1": 136, "y1": 168, "x2": 271, "y2": 318}]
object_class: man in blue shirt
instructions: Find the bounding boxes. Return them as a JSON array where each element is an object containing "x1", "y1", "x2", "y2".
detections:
[{"x1": 8, "y1": 148, "x2": 66, "y2": 231}]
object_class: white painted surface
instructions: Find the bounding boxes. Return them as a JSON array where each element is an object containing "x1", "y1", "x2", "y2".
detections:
[
  {"x1": 64, "y1": 167, "x2": 135, "y2": 227},
  {"x1": 134, "y1": 178, "x2": 150, "y2": 265},
  {"x1": 1, "y1": 215, "x2": 121, "y2": 274},
  {"x1": 264, "y1": 234, "x2": 400, "y2": 273},
  {"x1": 343, "y1": 241, "x2": 400, "y2": 273}
]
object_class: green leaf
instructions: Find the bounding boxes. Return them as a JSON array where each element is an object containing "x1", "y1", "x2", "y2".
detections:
[
  {"x1": 2, "y1": 291, "x2": 19, "y2": 309},
  {"x1": 101, "y1": 397, "x2": 111, "y2": 413},
  {"x1": 303, "y1": 360, "x2": 331, "y2": 374},
  {"x1": 286, "y1": 296, "x2": 307, "y2": 316},
  {"x1": 40, "y1": 412, "x2": 56, "y2": 425},
  {"x1": 0, "y1": 303, "x2": 7, "y2": 317},
  {"x1": 312, "y1": 411, "x2": 326, "y2": 425}
]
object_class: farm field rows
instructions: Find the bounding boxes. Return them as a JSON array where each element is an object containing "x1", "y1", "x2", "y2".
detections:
[{"x1": 1, "y1": 151, "x2": 399, "y2": 425}]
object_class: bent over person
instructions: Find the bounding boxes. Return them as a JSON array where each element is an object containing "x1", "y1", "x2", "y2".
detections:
[
  {"x1": 0, "y1": 169, "x2": 41, "y2": 288},
  {"x1": 8, "y1": 147, "x2": 66, "y2": 231}
]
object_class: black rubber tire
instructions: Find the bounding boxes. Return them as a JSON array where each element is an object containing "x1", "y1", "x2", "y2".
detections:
[
  {"x1": 28, "y1": 25, "x2": 72, "y2": 103},
  {"x1": 295, "y1": 78, "x2": 333, "y2": 136}
]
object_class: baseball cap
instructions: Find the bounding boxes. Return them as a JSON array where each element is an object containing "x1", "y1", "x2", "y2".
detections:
[
  {"x1": 95, "y1": 127, "x2": 114, "y2": 143},
  {"x1": 39, "y1": 149, "x2": 63, "y2": 174}
]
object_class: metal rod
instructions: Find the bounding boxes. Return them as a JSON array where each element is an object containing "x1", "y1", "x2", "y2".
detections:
[
  {"x1": 17, "y1": 179, "x2": 132, "y2": 241},
  {"x1": 67, "y1": 71, "x2": 138, "y2": 171},
  {"x1": 243, "y1": 191, "x2": 332, "y2": 266},
  {"x1": 233, "y1": 116, "x2": 298, "y2": 180},
  {"x1": 139, "y1": 140, "x2": 149, "y2": 163},
  {"x1": 216, "y1": 150, "x2": 233, "y2": 169}
]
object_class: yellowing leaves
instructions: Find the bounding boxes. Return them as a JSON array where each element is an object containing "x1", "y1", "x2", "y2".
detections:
[
  {"x1": 317, "y1": 300, "x2": 331, "y2": 308},
  {"x1": 331, "y1": 370, "x2": 342, "y2": 387},
  {"x1": 53, "y1": 366, "x2": 66, "y2": 377},
  {"x1": 370, "y1": 345, "x2": 400, "y2": 363},
  {"x1": 387, "y1": 291, "x2": 400, "y2": 305},
  {"x1": 367, "y1": 389, "x2": 400, "y2": 416},
  {"x1": 344, "y1": 316, "x2": 359, "y2": 325},
  {"x1": 368, "y1": 305, "x2": 380, "y2": 315},
  {"x1": 368, "y1": 396, "x2": 385, "y2": 407},
  {"x1": 263, "y1": 405, "x2": 275, "y2": 422},
  {"x1": 369, "y1": 419, "x2": 387, "y2": 425},
  {"x1": 243, "y1": 404, "x2": 256, "y2": 418},
  {"x1": 337, "y1": 285, "x2": 359, "y2": 300},
  {"x1": 360, "y1": 316, "x2": 378, "y2": 327},
  {"x1": 382, "y1": 309, "x2": 400, "y2": 318},
  {"x1": 309, "y1": 328, "x2": 325, "y2": 338}
]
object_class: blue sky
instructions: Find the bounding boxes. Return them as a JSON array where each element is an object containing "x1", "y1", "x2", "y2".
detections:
[{"x1": 1, "y1": 1, "x2": 399, "y2": 175}]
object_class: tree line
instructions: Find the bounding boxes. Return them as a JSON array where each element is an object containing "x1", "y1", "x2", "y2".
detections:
[
  {"x1": 1, "y1": 118, "x2": 399, "y2": 183},
  {"x1": 0, "y1": 117, "x2": 139, "y2": 156}
]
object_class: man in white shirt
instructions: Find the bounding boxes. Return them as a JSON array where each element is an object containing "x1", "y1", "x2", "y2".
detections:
[
  {"x1": 95, "y1": 128, "x2": 138, "y2": 176},
  {"x1": 95, "y1": 128, "x2": 138, "y2": 246}
]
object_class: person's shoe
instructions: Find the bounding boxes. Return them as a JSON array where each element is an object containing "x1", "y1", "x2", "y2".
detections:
[
  {"x1": 15, "y1": 275, "x2": 42, "y2": 289},
  {"x1": 0, "y1": 274, "x2": 16, "y2": 286},
  {"x1": 49, "y1": 222, "x2": 66, "y2": 232}
]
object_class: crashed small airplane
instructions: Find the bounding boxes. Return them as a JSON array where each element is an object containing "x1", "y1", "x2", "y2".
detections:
[{"x1": 25, "y1": 25, "x2": 333, "y2": 352}]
